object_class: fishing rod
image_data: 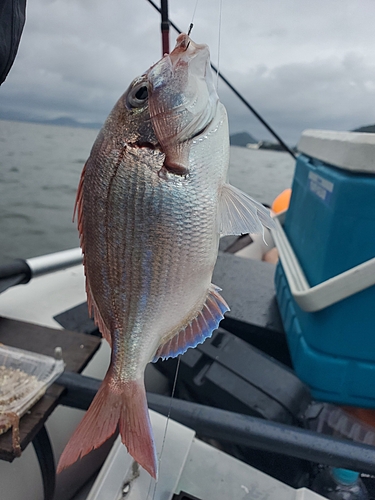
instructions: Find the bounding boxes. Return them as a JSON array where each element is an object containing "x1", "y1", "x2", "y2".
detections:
[
  {"x1": 146, "y1": 0, "x2": 296, "y2": 160},
  {"x1": 160, "y1": 0, "x2": 170, "y2": 54}
]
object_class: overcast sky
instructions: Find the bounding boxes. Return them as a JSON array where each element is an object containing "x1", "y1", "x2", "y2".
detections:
[{"x1": 1, "y1": 0, "x2": 375, "y2": 144}]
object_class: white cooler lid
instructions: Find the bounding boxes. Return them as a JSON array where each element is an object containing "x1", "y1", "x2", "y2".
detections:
[{"x1": 298, "y1": 129, "x2": 375, "y2": 173}]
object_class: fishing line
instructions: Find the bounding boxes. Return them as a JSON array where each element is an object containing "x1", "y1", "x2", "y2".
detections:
[
  {"x1": 190, "y1": 0, "x2": 200, "y2": 26},
  {"x1": 216, "y1": 0, "x2": 223, "y2": 90},
  {"x1": 150, "y1": 356, "x2": 181, "y2": 499},
  {"x1": 159, "y1": 356, "x2": 181, "y2": 462},
  {"x1": 146, "y1": 0, "x2": 296, "y2": 159}
]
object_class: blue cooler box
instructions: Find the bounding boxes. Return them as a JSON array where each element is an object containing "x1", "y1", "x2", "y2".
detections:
[{"x1": 274, "y1": 130, "x2": 375, "y2": 406}]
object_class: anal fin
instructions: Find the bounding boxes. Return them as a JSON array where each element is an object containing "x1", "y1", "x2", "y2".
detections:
[{"x1": 153, "y1": 284, "x2": 229, "y2": 362}]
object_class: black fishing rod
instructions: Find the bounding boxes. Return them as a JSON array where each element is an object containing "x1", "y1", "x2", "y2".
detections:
[
  {"x1": 0, "y1": 248, "x2": 82, "y2": 294},
  {"x1": 160, "y1": 0, "x2": 170, "y2": 54},
  {"x1": 147, "y1": 0, "x2": 296, "y2": 160}
]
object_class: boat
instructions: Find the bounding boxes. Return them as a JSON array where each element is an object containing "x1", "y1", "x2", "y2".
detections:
[
  {"x1": 1, "y1": 2, "x2": 375, "y2": 500},
  {"x1": 2, "y1": 124, "x2": 375, "y2": 499},
  {"x1": 0, "y1": 244, "x2": 317, "y2": 500}
]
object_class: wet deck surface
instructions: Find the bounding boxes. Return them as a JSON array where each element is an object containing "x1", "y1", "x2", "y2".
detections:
[{"x1": 213, "y1": 252, "x2": 290, "y2": 365}]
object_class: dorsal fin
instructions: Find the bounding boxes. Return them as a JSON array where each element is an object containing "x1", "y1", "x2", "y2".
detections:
[
  {"x1": 219, "y1": 183, "x2": 275, "y2": 236},
  {"x1": 152, "y1": 284, "x2": 229, "y2": 362},
  {"x1": 74, "y1": 162, "x2": 112, "y2": 346}
]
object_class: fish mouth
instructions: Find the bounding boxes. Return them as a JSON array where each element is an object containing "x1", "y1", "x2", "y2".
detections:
[
  {"x1": 170, "y1": 34, "x2": 218, "y2": 142},
  {"x1": 147, "y1": 34, "x2": 218, "y2": 145},
  {"x1": 169, "y1": 33, "x2": 210, "y2": 66}
]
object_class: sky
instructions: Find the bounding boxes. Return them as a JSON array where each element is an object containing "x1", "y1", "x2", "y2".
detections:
[{"x1": 1, "y1": 0, "x2": 375, "y2": 144}]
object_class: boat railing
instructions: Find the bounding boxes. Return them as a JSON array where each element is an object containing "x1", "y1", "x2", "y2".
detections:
[{"x1": 0, "y1": 248, "x2": 83, "y2": 294}]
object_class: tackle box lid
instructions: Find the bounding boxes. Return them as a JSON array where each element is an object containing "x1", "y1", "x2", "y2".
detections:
[{"x1": 298, "y1": 129, "x2": 375, "y2": 174}]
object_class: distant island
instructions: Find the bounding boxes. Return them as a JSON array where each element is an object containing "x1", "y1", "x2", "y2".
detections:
[
  {"x1": 2, "y1": 110, "x2": 375, "y2": 140},
  {"x1": 0, "y1": 110, "x2": 103, "y2": 130},
  {"x1": 230, "y1": 132, "x2": 258, "y2": 147},
  {"x1": 38, "y1": 116, "x2": 103, "y2": 129},
  {"x1": 229, "y1": 131, "x2": 291, "y2": 152},
  {"x1": 352, "y1": 124, "x2": 375, "y2": 133},
  {"x1": 230, "y1": 124, "x2": 375, "y2": 152}
]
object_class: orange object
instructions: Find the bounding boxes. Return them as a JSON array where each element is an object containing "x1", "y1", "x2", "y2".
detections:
[
  {"x1": 272, "y1": 188, "x2": 292, "y2": 213},
  {"x1": 341, "y1": 406, "x2": 375, "y2": 428}
]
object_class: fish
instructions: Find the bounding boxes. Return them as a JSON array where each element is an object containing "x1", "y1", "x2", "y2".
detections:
[{"x1": 57, "y1": 33, "x2": 274, "y2": 479}]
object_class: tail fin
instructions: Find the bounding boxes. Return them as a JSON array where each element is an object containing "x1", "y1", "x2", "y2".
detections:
[{"x1": 57, "y1": 372, "x2": 157, "y2": 479}]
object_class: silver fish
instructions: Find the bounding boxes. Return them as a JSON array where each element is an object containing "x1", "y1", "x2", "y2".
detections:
[{"x1": 57, "y1": 33, "x2": 274, "y2": 478}]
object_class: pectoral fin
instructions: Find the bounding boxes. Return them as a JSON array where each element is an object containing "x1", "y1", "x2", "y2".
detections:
[
  {"x1": 219, "y1": 183, "x2": 275, "y2": 236},
  {"x1": 153, "y1": 284, "x2": 229, "y2": 362}
]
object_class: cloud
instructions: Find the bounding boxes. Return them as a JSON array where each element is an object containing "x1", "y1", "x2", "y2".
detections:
[
  {"x1": 1, "y1": 0, "x2": 375, "y2": 145},
  {"x1": 2, "y1": 0, "x2": 163, "y2": 121},
  {"x1": 220, "y1": 52, "x2": 375, "y2": 143}
]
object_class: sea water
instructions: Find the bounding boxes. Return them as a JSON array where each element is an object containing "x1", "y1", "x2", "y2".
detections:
[{"x1": 0, "y1": 119, "x2": 295, "y2": 264}]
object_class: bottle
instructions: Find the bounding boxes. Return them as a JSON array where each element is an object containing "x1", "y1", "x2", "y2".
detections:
[{"x1": 311, "y1": 466, "x2": 369, "y2": 500}]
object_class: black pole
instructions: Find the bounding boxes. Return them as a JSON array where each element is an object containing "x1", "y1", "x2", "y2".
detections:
[
  {"x1": 145, "y1": 0, "x2": 296, "y2": 160},
  {"x1": 160, "y1": 0, "x2": 170, "y2": 54},
  {"x1": 58, "y1": 371, "x2": 375, "y2": 475},
  {"x1": 0, "y1": 248, "x2": 82, "y2": 294},
  {"x1": 32, "y1": 426, "x2": 56, "y2": 500},
  {"x1": 0, "y1": 259, "x2": 31, "y2": 293}
]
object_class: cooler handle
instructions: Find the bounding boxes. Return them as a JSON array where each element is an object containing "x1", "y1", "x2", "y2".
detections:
[{"x1": 271, "y1": 212, "x2": 375, "y2": 312}]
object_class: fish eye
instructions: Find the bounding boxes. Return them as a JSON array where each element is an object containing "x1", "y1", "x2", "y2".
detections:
[
  {"x1": 127, "y1": 82, "x2": 149, "y2": 108},
  {"x1": 135, "y1": 86, "x2": 148, "y2": 100}
]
